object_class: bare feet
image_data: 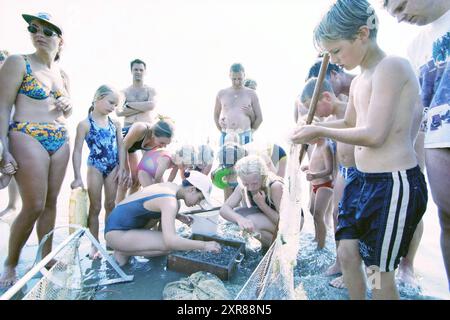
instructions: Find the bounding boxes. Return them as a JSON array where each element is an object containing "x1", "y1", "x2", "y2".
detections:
[
  {"x1": 113, "y1": 251, "x2": 129, "y2": 267},
  {"x1": 0, "y1": 266, "x2": 18, "y2": 288},
  {"x1": 88, "y1": 246, "x2": 102, "y2": 260},
  {"x1": 397, "y1": 258, "x2": 419, "y2": 288},
  {"x1": 329, "y1": 275, "x2": 346, "y2": 289},
  {"x1": 325, "y1": 262, "x2": 342, "y2": 276}
]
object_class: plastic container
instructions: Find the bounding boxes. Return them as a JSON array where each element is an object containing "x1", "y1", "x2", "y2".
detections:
[{"x1": 190, "y1": 211, "x2": 219, "y2": 236}]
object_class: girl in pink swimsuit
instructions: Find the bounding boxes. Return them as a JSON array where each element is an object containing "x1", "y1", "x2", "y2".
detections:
[{"x1": 137, "y1": 148, "x2": 178, "y2": 187}]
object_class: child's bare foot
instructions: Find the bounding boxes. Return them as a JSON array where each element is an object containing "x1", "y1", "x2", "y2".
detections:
[
  {"x1": 0, "y1": 266, "x2": 18, "y2": 288},
  {"x1": 397, "y1": 258, "x2": 419, "y2": 288},
  {"x1": 113, "y1": 251, "x2": 129, "y2": 267},
  {"x1": 325, "y1": 262, "x2": 342, "y2": 276},
  {"x1": 329, "y1": 275, "x2": 346, "y2": 289}
]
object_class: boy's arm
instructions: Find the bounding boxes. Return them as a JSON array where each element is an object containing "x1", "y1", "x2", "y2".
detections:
[
  {"x1": 321, "y1": 58, "x2": 409, "y2": 147},
  {"x1": 251, "y1": 92, "x2": 263, "y2": 130},
  {"x1": 294, "y1": 58, "x2": 407, "y2": 147},
  {"x1": 71, "y1": 121, "x2": 89, "y2": 189},
  {"x1": 214, "y1": 93, "x2": 223, "y2": 131}
]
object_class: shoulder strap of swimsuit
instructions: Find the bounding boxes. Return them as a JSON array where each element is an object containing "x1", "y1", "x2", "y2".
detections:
[
  {"x1": 22, "y1": 55, "x2": 32, "y2": 74},
  {"x1": 140, "y1": 124, "x2": 152, "y2": 150}
]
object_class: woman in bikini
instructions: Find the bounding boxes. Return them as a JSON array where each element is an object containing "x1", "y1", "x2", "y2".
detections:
[{"x1": 0, "y1": 12, "x2": 71, "y2": 287}]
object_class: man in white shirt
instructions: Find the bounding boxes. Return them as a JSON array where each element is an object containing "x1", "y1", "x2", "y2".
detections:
[{"x1": 384, "y1": 0, "x2": 450, "y2": 291}]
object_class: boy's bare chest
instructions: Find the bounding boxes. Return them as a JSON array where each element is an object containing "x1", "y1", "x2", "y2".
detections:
[{"x1": 353, "y1": 76, "x2": 372, "y2": 115}]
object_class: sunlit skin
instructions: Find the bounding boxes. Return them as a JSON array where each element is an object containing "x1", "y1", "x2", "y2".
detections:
[
  {"x1": 105, "y1": 183, "x2": 221, "y2": 267},
  {"x1": 220, "y1": 166, "x2": 282, "y2": 248},
  {"x1": 0, "y1": 16, "x2": 72, "y2": 288}
]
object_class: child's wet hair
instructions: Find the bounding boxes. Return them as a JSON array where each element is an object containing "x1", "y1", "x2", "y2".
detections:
[
  {"x1": 313, "y1": 0, "x2": 378, "y2": 50},
  {"x1": 301, "y1": 77, "x2": 334, "y2": 105}
]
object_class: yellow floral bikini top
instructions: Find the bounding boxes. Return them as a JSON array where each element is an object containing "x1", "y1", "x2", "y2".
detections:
[{"x1": 18, "y1": 55, "x2": 64, "y2": 100}]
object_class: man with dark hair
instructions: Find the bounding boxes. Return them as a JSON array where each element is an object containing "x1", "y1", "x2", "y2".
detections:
[
  {"x1": 384, "y1": 0, "x2": 450, "y2": 291},
  {"x1": 214, "y1": 63, "x2": 263, "y2": 146},
  {"x1": 130, "y1": 58, "x2": 146, "y2": 70},
  {"x1": 116, "y1": 58, "x2": 157, "y2": 193}
]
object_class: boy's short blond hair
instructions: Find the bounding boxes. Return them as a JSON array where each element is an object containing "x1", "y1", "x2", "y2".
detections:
[{"x1": 314, "y1": 0, "x2": 378, "y2": 49}]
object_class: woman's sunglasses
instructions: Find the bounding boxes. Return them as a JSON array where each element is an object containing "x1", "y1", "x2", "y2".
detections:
[{"x1": 27, "y1": 24, "x2": 58, "y2": 37}]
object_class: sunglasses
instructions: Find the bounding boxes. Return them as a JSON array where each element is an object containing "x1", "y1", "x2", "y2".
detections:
[{"x1": 27, "y1": 24, "x2": 58, "y2": 37}]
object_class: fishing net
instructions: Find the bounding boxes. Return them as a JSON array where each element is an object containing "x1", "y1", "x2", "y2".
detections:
[
  {"x1": 23, "y1": 234, "x2": 87, "y2": 300},
  {"x1": 1, "y1": 227, "x2": 133, "y2": 300},
  {"x1": 235, "y1": 144, "x2": 305, "y2": 300},
  {"x1": 163, "y1": 271, "x2": 232, "y2": 300}
]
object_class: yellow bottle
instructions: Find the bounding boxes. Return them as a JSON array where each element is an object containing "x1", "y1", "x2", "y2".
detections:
[{"x1": 68, "y1": 188, "x2": 89, "y2": 234}]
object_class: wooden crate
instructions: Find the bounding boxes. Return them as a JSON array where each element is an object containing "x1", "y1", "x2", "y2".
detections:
[{"x1": 167, "y1": 234, "x2": 245, "y2": 280}]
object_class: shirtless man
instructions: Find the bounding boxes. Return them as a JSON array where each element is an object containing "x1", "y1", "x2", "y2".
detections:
[
  {"x1": 116, "y1": 59, "x2": 156, "y2": 193},
  {"x1": 292, "y1": 0, "x2": 427, "y2": 299},
  {"x1": 214, "y1": 63, "x2": 263, "y2": 146},
  {"x1": 383, "y1": 0, "x2": 450, "y2": 291}
]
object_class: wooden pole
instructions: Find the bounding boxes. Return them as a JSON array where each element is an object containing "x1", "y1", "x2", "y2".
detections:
[{"x1": 298, "y1": 53, "x2": 331, "y2": 164}]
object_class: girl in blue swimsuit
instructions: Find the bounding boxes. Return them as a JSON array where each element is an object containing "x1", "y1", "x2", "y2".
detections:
[
  {"x1": 105, "y1": 171, "x2": 221, "y2": 266},
  {"x1": 71, "y1": 85, "x2": 126, "y2": 259}
]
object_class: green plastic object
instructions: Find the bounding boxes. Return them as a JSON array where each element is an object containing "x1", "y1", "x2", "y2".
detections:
[{"x1": 212, "y1": 167, "x2": 233, "y2": 189}]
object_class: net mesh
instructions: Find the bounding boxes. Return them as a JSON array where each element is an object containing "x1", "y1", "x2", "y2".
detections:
[{"x1": 236, "y1": 144, "x2": 305, "y2": 300}]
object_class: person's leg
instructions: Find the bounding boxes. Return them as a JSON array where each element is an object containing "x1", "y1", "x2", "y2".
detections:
[
  {"x1": 370, "y1": 269, "x2": 399, "y2": 300},
  {"x1": 36, "y1": 143, "x2": 70, "y2": 261},
  {"x1": 313, "y1": 187, "x2": 333, "y2": 249},
  {"x1": 129, "y1": 151, "x2": 141, "y2": 194},
  {"x1": 425, "y1": 148, "x2": 450, "y2": 289},
  {"x1": 137, "y1": 169, "x2": 155, "y2": 187},
  {"x1": 86, "y1": 166, "x2": 104, "y2": 259},
  {"x1": 0, "y1": 132, "x2": 50, "y2": 287},
  {"x1": 338, "y1": 239, "x2": 366, "y2": 299},
  {"x1": 105, "y1": 229, "x2": 171, "y2": 266},
  {"x1": 104, "y1": 166, "x2": 119, "y2": 222},
  {"x1": 397, "y1": 219, "x2": 423, "y2": 286},
  {"x1": 326, "y1": 174, "x2": 345, "y2": 276},
  {"x1": 0, "y1": 177, "x2": 20, "y2": 218}
]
